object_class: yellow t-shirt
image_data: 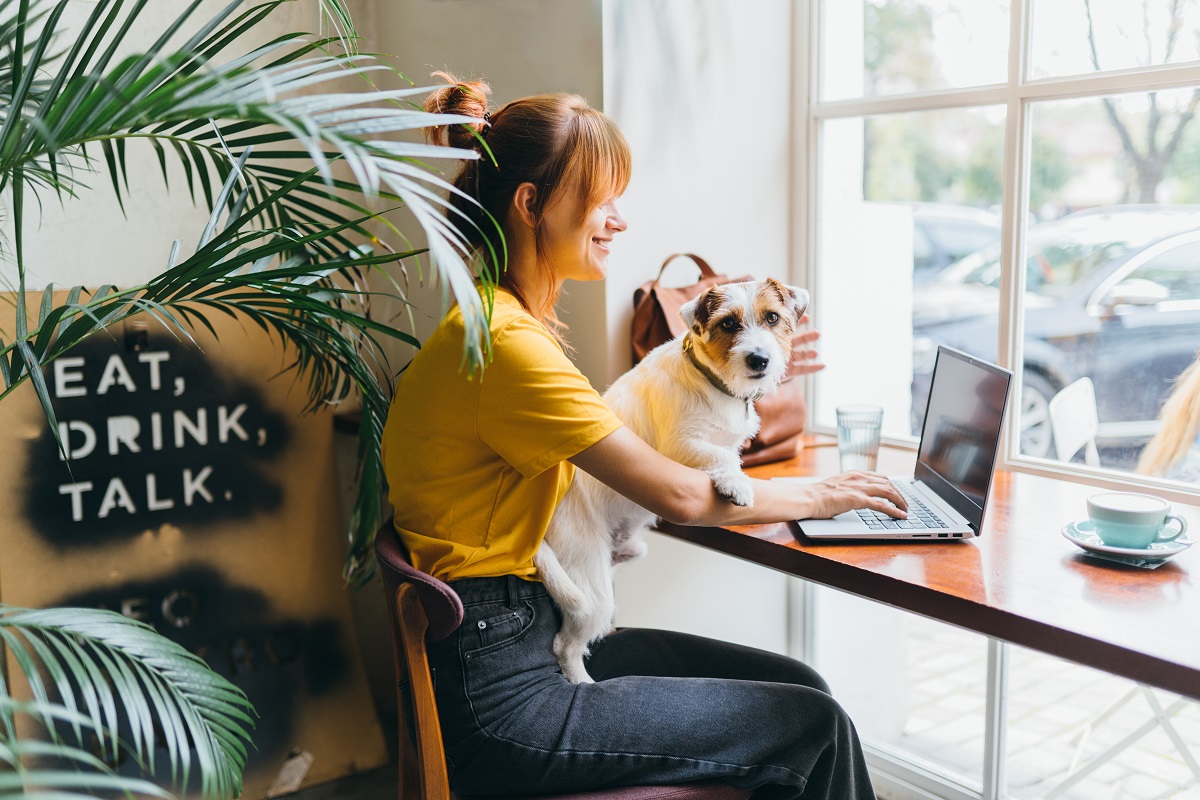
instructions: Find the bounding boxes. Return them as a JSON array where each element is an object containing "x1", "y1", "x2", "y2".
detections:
[{"x1": 381, "y1": 289, "x2": 624, "y2": 582}]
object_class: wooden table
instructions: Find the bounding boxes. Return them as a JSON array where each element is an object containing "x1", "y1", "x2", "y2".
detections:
[{"x1": 656, "y1": 438, "x2": 1200, "y2": 702}]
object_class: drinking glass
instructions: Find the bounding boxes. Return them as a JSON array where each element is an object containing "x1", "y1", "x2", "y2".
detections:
[{"x1": 836, "y1": 404, "x2": 884, "y2": 472}]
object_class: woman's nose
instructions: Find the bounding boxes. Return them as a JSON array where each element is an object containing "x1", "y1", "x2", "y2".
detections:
[{"x1": 608, "y1": 204, "x2": 628, "y2": 232}]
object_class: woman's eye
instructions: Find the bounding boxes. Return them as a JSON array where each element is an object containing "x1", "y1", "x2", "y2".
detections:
[
  {"x1": 720, "y1": 318, "x2": 738, "y2": 332},
  {"x1": 765, "y1": 312, "x2": 780, "y2": 325}
]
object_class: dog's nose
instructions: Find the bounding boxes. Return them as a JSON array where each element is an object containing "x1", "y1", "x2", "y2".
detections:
[{"x1": 746, "y1": 352, "x2": 770, "y2": 372}]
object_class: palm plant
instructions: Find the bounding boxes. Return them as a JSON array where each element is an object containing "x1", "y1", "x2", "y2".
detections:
[
  {"x1": 1, "y1": 0, "x2": 495, "y2": 796},
  {"x1": 0, "y1": 0, "x2": 493, "y2": 581},
  {"x1": 1, "y1": 606, "x2": 254, "y2": 799}
]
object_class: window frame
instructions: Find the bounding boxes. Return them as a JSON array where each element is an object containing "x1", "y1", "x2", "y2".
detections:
[{"x1": 797, "y1": 0, "x2": 1200, "y2": 510}]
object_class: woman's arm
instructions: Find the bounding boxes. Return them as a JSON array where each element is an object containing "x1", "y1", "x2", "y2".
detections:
[{"x1": 568, "y1": 426, "x2": 907, "y2": 528}]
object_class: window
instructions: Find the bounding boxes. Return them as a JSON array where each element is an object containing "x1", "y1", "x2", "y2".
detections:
[
  {"x1": 807, "y1": 2, "x2": 1200, "y2": 797},
  {"x1": 810, "y1": 0, "x2": 1200, "y2": 481}
]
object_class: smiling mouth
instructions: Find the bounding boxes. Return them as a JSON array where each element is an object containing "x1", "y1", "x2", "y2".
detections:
[{"x1": 592, "y1": 238, "x2": 611, "y2": 253}]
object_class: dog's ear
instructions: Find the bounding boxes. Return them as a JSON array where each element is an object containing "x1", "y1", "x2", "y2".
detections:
[
  {"x1": 765, "y1": 278, "x2": 810, "y2": 322},
  {"x1": 680, "y1": 286, "x2": 722, "y2": 334},
  {"x1": 679, "y1": 296, "x2": 701, "y2": 334}
]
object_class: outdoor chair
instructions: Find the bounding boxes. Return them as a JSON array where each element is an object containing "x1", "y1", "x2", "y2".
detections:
[
  {"x1": 374, "y1": 522, "x2": 752, "y2": 800},
  {"x1": 1048, "y1": 377, "x2": 1101, "y2": 466}
]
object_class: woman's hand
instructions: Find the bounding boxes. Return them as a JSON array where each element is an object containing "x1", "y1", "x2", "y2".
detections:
[
  {"x1": 803, "y1": 471, "x2": 908, "y2": 519},
  {"x1": 788, "y1": 314, "x2": 825, "y2": 376}
]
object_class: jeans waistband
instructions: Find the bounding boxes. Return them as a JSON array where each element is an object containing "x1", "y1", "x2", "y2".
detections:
[{"x1": 448, "y1": 574, "x2": 547, "y2": 608}]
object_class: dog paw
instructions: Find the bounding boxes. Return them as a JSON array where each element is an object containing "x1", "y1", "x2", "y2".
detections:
[
  {"x1": 611, "y1": 537, "x2": 648, "y2": 565},
  {"x1": 564, "y1": 665, "x2": 595, "y2": 684},
  {"x1": 555, "y1": 639, "x2": 595, "y2": 684},
  {"x1": 714, "y1": 473, "x2": 755, "y2": 507}
]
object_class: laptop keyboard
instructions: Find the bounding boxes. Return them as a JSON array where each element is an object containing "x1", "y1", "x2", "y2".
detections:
[{"x1": 855, "y1": 482, "x2": 949, "y2": 530}]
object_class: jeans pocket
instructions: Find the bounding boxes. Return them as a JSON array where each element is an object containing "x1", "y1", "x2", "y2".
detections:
[{"x1": 463, "y1": 600, "x2": 537, "y2": 658}]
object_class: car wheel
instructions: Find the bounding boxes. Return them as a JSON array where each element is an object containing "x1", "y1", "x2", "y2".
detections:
[{"x1": 1020, "y1": 370, "x2": 1058, "y2": 458}]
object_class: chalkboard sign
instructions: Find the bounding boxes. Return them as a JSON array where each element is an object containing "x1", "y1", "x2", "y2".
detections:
[{"x1": 0, "y1": 298, "x2": 388, "y2": 798}]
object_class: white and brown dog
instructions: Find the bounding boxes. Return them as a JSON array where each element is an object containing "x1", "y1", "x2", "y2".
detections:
[{"x1": 535, "y1": 278, "x2": 810, "y2": 683}]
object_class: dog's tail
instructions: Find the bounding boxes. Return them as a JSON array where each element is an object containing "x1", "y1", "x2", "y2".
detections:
[{"x1": 533, "y1": 543, "x2": 591, "y2": 616}]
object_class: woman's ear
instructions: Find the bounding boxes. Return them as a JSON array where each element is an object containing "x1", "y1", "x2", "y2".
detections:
[{"x1": 511, "y1": 182, "x2": 539, "y2": 229}]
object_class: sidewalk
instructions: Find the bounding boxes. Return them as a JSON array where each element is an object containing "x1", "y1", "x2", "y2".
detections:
[{"x1": 900, "y1": 616, "x2": 1200, "y2": 799}]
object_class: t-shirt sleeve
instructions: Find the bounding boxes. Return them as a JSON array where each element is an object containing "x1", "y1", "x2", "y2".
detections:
[{"x1": 478, "y1": 317, "x2": 624, "y2": 478}]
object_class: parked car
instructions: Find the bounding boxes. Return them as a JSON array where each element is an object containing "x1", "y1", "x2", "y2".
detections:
[
  {"x1": 903, "y1": 203, "x2": 1002, "y2": 284},
  {"x1": 911, "y1": 206, "x2": 1200, "y2": 459}
]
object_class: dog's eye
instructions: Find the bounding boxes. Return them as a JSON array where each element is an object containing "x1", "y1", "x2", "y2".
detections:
[
  {"x1": 765, "y1": 312, "x2": 781, "y2": 325},
  {"x1": 719, "y1": 317, "x2": 739, "y2": 332}
]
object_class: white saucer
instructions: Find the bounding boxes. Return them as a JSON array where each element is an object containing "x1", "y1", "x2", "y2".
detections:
[{"x1": 1061, "y1": 519, "x2": 1194, "y2": 560}]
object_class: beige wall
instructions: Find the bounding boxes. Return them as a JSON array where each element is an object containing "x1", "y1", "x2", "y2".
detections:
[
  {"x1": 0, "y1": 0, "x2": 336, "y2": 290},
  {"x1": 368, "y1": 0, "x2": 610, "y2": 387}
]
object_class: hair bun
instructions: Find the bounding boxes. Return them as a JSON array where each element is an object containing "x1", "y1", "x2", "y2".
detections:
[{"x1": 425, "y1": 71, "x2": 491, "y2": 149}]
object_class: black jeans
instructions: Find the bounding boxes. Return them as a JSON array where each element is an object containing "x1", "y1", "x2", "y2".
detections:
[{"x1": 425, "y1": 575, "x2": 876, "y2": 799}]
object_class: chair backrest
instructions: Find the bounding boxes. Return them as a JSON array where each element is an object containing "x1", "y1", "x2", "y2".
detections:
[
  {"x1": 1048, "y1": 377, "x2": 1100, "y2": 467},
  {"x1": 375, "y1": 523, "x2": 464, "y2": 800}
]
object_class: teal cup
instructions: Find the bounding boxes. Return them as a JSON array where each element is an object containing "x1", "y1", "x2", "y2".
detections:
[{"x1": 1086, "y1": 492, "x2": 1188, "y2": 549}]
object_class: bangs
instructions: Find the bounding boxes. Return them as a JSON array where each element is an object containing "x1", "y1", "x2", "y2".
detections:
[{"x1": 561, "y1": 109, "x2": 632, "y2": 218}]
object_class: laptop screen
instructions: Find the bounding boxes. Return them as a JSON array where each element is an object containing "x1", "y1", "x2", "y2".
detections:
[{"x1": 914, "y1": 347, "x2": 1013, "y2": 531}]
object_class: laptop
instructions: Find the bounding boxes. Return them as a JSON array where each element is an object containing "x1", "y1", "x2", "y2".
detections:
[{"x1": 797, "y1": 346, "x2": 1013, "y2": 540}]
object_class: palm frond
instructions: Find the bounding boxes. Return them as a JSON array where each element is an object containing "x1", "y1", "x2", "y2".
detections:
[
  {"x1": 0, "y1": 698, "x2": 177, "y2": 799},
  {"x1": 2, "y1": 753, "x2": 173, "y2": 798},
  {"x1": 0, "y1": 606, "x2": 253, "y2": 800},
  {"x1": 2, "y1": 0, "x2": 493, "y2": 368},
  {"x1": 2, "y1": 156, "x2": 422, "y2": 579}
]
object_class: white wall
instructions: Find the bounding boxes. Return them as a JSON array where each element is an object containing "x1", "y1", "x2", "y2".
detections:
[
  {"x1": 603, "y1": 0, "x2": 799, "y2": 653},
  {"x1": 601, "y1": 0, "x2": 797, "y2": 386}
]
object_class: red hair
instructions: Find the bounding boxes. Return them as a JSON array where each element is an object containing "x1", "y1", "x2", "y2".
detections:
[{"x1": 424, "y1": 72, "x2": 632, "y2": 344}]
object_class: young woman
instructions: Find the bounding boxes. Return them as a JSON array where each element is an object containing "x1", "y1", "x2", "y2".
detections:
[
  {"x1": 1137, "y1": 354, "x2": 1200, "y2": 483},
  {"x1": 380, "y1": 74, "x2": 908, "y2": 799}
]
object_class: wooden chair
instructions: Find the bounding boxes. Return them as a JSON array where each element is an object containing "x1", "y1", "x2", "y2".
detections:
[{"x1": 374, "y1": 523, "x2": 752, "y2": 800}]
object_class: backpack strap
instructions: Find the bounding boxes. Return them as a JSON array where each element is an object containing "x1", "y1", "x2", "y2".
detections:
[{"x1": 653, "y1": 253, "x2": 719, "y2": 285}]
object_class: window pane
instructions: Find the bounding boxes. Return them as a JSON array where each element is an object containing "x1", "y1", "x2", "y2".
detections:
[
  {"x1": 816, "y1": 592, "x2": 988, "y2": 786},
  {"x1": 821, "y1": 0, "x2": 1010, "y2": 102},
  {"x1": 1031, "y1": 0, "x2": 1200, "y2": 80},
  {"x1": 1126, "y1": 239, "x2": 1200, "y2": 301},
  {"x1": 1006, "y1": 646, "x2": 1200, "y2": 798},
  {"x1": 1018, "y1": 91, "x2": 1200, "y2": 470},
  {"x1": 814, "y1": 109, "x2": 1004, "y2": 438}
]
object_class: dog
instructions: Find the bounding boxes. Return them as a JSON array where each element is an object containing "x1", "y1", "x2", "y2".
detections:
[{"x1": 534, "y1": 278, "x2": 810, "y2": 683}]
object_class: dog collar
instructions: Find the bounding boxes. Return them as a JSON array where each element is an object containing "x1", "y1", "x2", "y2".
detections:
[{"x1": 682, "y1": 334, "x2": 765, "y2": 404}]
